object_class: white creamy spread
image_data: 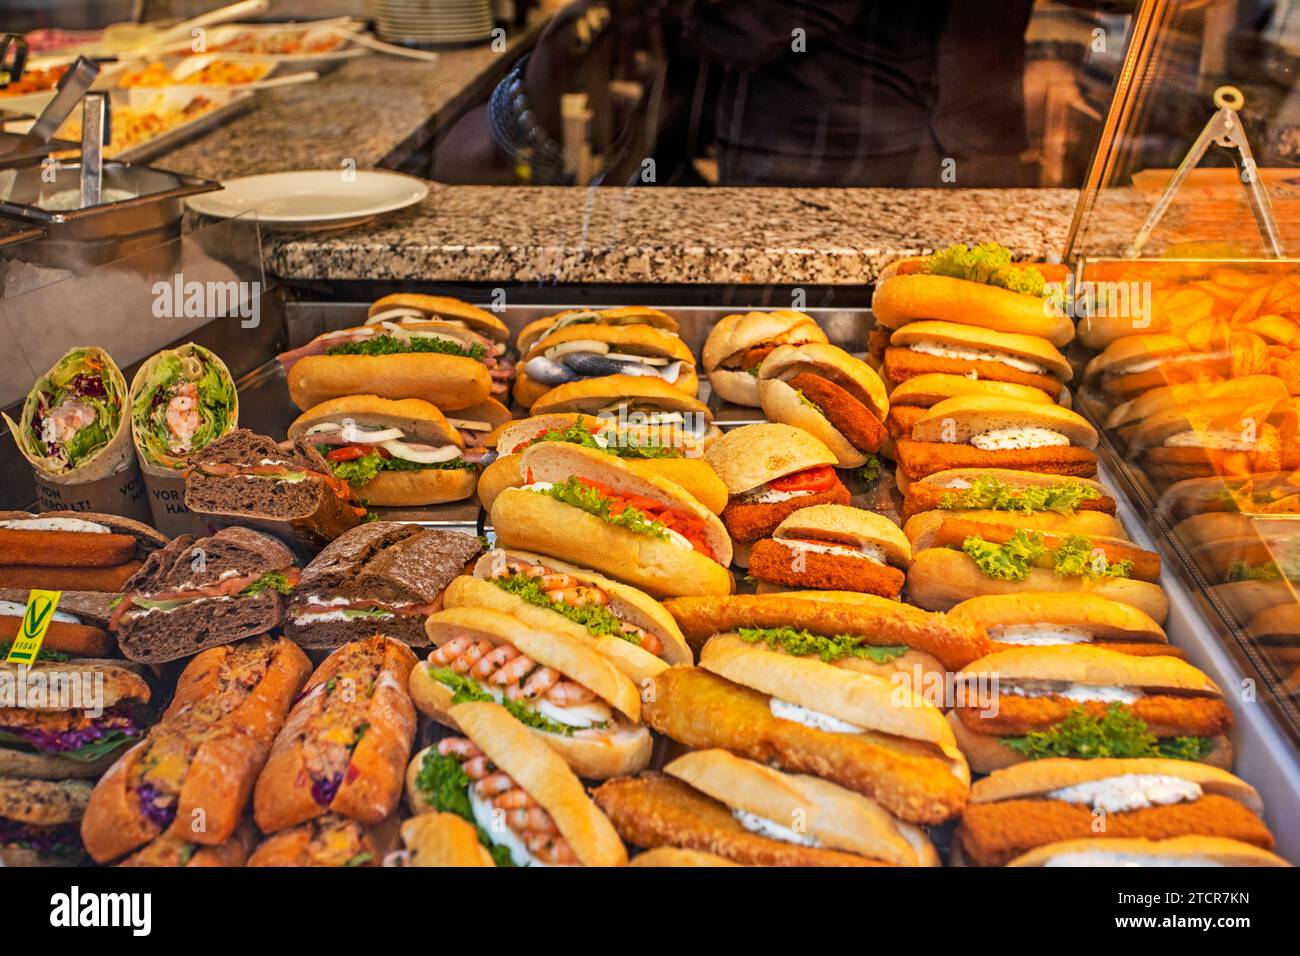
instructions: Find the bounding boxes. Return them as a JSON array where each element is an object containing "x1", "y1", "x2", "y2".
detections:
[
  {"x1": 663, "y1": 528, "x2": 695, "y2": 551},
  {"x1": 0, "y1": 517, "x2": 109, "y2": 534},
  {"x1": 1048, "y1": 774, "x2": 1203, "y2": 814},
  {"x1": 733, "y1": 809, "x2": 822, "y2": 847},
  {"x1": 521, "y1": 481, "x2": 555, "y2": 493},
  {"x1": 1119, "y1": 351, "x2": 1227, "y2": 376},
  {"x1": 1044, "y1": 852, "x2": 1221, "y2": 868},
  {"x1": 969, "y1": 427, "x2": 1070, "y2": 451},
  {"x1": 990, "y1": 624, "x2": 1094, "y2": 646},
  {"x1": 291, "y1": 609, "x2": 394, "y2": 625},
  {"x1": 1163, "y1": 430, "x2": 1256, "y2": 451},
  {"x1": 778, "y1": 539, "x2": 886, "y2": 563},
  {"x1": 536, "y1": 698, "x2": 612, "y2": 728},
  {"x1": 907, "y1": 341, "x2": 1048, "y2": 374},
  {"x1": 739, "y1": 486, "x2": 813, "y2": 504},
  {"x1": 1002, "y1": 682, "x2": 1141, "y2": 704},
  {"x1": 769, "y1": 697, "x2": 864, "y2": 733},
  {"x1": 301, "y1": 594, "x2": 352, "y2": 607},
  {"x1": 469, "y1": 790, "x2": 548, "y2": 867},
  {"x1": 0, "y1": 600, "x2": 79, "y2": 623}
]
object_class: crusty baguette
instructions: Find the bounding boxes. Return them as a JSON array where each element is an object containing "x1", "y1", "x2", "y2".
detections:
[
  {"x1": 351, "y1": 467, "x2": 478, "y2": 506},
  {"x1": 400, "y1": 813, "x2": 494, "y2": 867},
  {"x1": 287, "y1": 353, "x2": 492, "y2": 412},
  {"x1": 246, "y1": 813, "x2": 399, "y2": 867},
  {"x1": 253, "y1": 636, "x2": 418, "y2": 834},
  {"x1": 628, "y1": 846, "x2": 742, "y2": 867},
  {"x1": 872, "y1": 272, "x2": 1075, "y2": 346},
  {"x1": 451, "y1": 701, "x2": 628, "y2": 866}
]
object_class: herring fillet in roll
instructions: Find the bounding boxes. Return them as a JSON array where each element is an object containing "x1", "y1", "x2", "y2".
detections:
[
  {"x1": 405, "y1": 700, "x2": 628, "y2": 866},
  {"x1": 644, "y1": 637, "x2": 970, "y2": 824},
  {"x1": 595, "y1": 749, "x2": 939, "y2": 867},
  {"x1": 413, "y1": 605, "x2": 652, "y2": 779},
  {"x1": 449, "y1": 549, "x2": 693, "y2": 685},
  {"x1": 491, "y1": 441, "x2": 734, "y2": 598},
  {"x1": 288, "y1": 396, "x2": 481, "y2": 506},
  {"x1": 516, "y1": 305, "x2": 679, "y2": 357},
  {"x1": 703, "y1": 310, "x2": 829, "y2": 407},
  {"x1": 129, "y1": 343, "x2": 238, "y2": 471}
]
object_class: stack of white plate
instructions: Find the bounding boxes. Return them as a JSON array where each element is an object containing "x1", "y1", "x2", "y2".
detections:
[{"x1": 375, "y1": 0, "x2": 495, "y2": 46}]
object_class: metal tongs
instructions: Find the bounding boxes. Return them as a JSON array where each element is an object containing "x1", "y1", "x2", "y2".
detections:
[
  {"x1": 7, "y1": 56, "x2": 99, "y2": 155},
  {"x1": 1127, "y1": 85, "x2": 1285, "y2": 258}
]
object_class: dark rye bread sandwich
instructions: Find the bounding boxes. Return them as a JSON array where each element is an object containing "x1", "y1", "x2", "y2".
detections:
[
  {"x1": 183, "y1": 429, "x2": 365, "y2": 551},
  {"x1": 110, "y1": 527, "x2": 297, "y2": 663},
  {"x1": 286, "y1": 522, "x2": 483, "y2": 650}
]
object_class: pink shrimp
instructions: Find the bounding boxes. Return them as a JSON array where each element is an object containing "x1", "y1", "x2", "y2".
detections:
[
  {"x1": 551, "y1": 585, "x2": 606, "y2": 606},
  {"x1": 165, "y1": 383, "x2": 200, "y2": 446},
  {"x1": 539, "y1": 573, "x2": 575, "y2": 590},
  {"x1": 491, "y1": 652, "x2": 537, "y2": 686},
  {"x1": 472, "y1": 644, "x2": 520, "y2": 680},
  {"x1": 547, "y1": 681, "x2": 596, "y2": 705},
  {"x1": 473, "y1": 772, "x2": 516, "y2": 797},
  {"x1": 520, "y1": 666, "x2": 559, "y2": 699},
  {"x1": 430, "y1": 636, "x2": 472, "y2": 665},
  {"x1": 525, "y1": 832, "x2": 578, "y2": 864},
  {"x1": 462, "y1": 755, "x2": 492, "y2": 779},
  {"x1": 507, "y1": 808, "x2": 558, "y2": 833},
  {"x1": 437, "y1": 737, "x2": 482, "y2": 759},
  {"x1": 492, "y1": 789, "x2": 538, "y2": 810}
]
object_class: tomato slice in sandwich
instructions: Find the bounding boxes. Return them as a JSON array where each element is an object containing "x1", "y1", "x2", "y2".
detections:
[{"x1": 768, "y1": 465, "x2": 837, "y2": 493}]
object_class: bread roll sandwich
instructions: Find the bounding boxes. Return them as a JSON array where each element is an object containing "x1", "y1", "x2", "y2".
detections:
[
  {"x1": 745, "y1": 505, "x2": 912, "y2": 599},
  {"x1": 448, "y1": 549, "x2": 692, "y2": 684},
  {"x1": 413, "y1": 605, "x2": 652, "y2": 779},
  {"x1": 280, "y1": 310, "x2": 510, "y2": 412},
  {"x1": 0, "y1": 588, "x2": 114, "y2": 659},
  {"x1": 627, "y1": 847, "x2": 741, "y2": 866},
  {"x1": 0, "y1": 510, "x2": 166, "y2": 594},
  {"x1": 872, "y1": 244, "x2": 1073, "y2": 346},
  {"x1": 1082, "y1": 333, "x2": 1231, "y2": 401},
  {"x1": 404, "y1": 700, "x2": 627, "y2": 866},
  {"x1": 948, "y1": 592, "x2": 1176, "y2": 657},
  {"x1": 906, "y1": 521, "x2": 1167, "y2": 622},
  {"x1": 885, "y1": 373, "x2": 1057, "y2": 442},
  {"x1": 183, "y1": 429, "x2": 366, "y2": 548},
  {"x1": 643, "y1": 637, "x2": 970, "y2": 824},
  {"x1": 757, "y1": 342, "x2": 889, "y2": 468},
  {"x1": 392, "y1": 812, "x2": 495, "y2": 867},
  {"x1": 883, "y1": 321, "x2": 1071, "y2": 403},
  {"x1": 894, "y1": 396, "x2": 1098, "y2": 483},
  {"x1": 477, "y1": 411, "x2": 726, "y2": 514},
  {"x1": 80, "y1": 636, "x2": 310, "y2": 862},
  {"x1": 288, "y1": 396, "x2": 483, "y2": 506},
  {"x1": 253, "y1": 636, "x2": 418, "y2": 834},
  {"x1": 516, "y1": 305, "x2": 678, "y2": 357},
  {"x1": 904, "y1": 505, "x2": 1128, "y2": 550},
  {"x1": 704, "y1": 423, "x2": 849, "y2": 567},
  {"x1": 528, "y1": 373, "x2": 719, "y2": 444},
  {"x1": 366, "y1": 293, "x2": 509, "y2": 339},
  {"x1": 285, "y1": 523, "x2": 484, "y2": 650},
  {"x1": 663, "y1": 590, "x2": 991, "y2": 677},
  {"x1": 117, "y1": 819, "x2": 259, "y2": 867},
  {"x1": 0, "y1": 661, "x2": 150, "y2": 780},
  {"x1": 703, "y1": 310, "x2": 828, "y2": 406},
  {"x1": 110, "y1": 526, "x2": 299, "y2": 663},
  {"x1": 954, "y1": 757, "x2": 1273, "y2": 867},
  {"x1": 1006, "y1": 835, "x2": 1290, "y2": 867},
  {"x1": 492, "y1": 442, "x2": 733, "y2": 598},
  {"x1": 1104, "y1": 375, "x2": 1285, "y2": 444},
  {"x1": 515, "y1": 322, "x2": 697, "y2": 409},
  {"x1": 594, "y1": 748, "x2": 939, "y2": 866},
  {"x1": 247, "y1": 813, "x2": 399, "y2": 867},
  {"x1": 949, "y1": 645, "x2": 1234, "y2": 773},
  {"x1": 1158, "y1": 471, "x2": 1300, "y2": 524},
  {"x1": 1126, "y1": 402, "x2": 1287, "y2": 483},
  {"x1": 901, "y1": 468, "x2": 1119, "y2": 527},
  {"x1": 1245, "y1": 603, "x2": 1300, "y2": 671},
  {"x1": 0, "y1": 778, "x2": 92, "y2": 866}
]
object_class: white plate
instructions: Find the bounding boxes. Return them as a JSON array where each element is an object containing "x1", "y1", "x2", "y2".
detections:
[{"x1": 186, "y1": 169, "x2": 429, "y2": 231}]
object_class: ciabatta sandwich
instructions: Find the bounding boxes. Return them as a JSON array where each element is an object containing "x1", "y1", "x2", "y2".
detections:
[
  {"x1": 492, "y1": 442, "x2": 734, "y2": 598},
  {"x1": 703, "y1": 310, "x2": 829, "y2": 407},
  {"x1": 413, "y1": 606, "x2": 652, "y2": 779}
]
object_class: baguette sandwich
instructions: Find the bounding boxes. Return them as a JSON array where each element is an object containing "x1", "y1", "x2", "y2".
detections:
[
  {"x1": 492, "y1": 441, "x2": 734, "y2": 598},
  {"x1": 894, "y1": 396, "x2": 1098, "y2": 483},
  {"x1": 884, "y1": 321, "x2": 1071, "y2": 402},
  {"x1": 757, "y1": 342, "x2": 889, "y2": 467},
  {"x1": 745, "y1": 504, "x2": 912, "y2": 599},
  {"x1": 0, "y1": 778, "x2": 92, "y2": 866},
  {"x1": 477, "y1": 411, "x2": 726, "y2": 514},
  {"x1": 80, "y1": 636, "x2": 310, "y2": 862},
  {"x1": 950, "y1": 645, "x2": 1234, "y2": 773},
  {"x1": 110, "y1": 526, "x2": 299, "y2": 663},
  {"x1": 404, "y1": 700, "x2": 627, "y2": 866},
  {"x1": 516, "y1": 305, "x2": 678, "y2": 358},
  {"x1": 885, "y1": 373, "x2": 1057, "y2": 442},
  {"x1": 288, "y1": 396, "x2": 483, "y2": 506},
  {"x1": 703, "y1": 309, "x2": 828, "y2": 406},
  {"x1": 527, "y1": 373, "x2": 720, "y2": 445},
  {"x1": 594, "y1": 748, "x2": 939, "y2": 867},
  {"x1": 285, "y1": 522, "x2": 483, "y2": 650},
  {"x1": 413, "y1": 605, "x2": 652, "y2": 778},
  {"x1": 0, "y1": 511, "x2": 165, "y2": 593},
  {"x1": 704, "y1": 423, "x2": 849, "y2": 567},
  {"x1": 948, "y1": 592, "x2": 1176, "y2": 657},
  {"x1": 183, "y1": 429, "x2": 366, "y2": 547},
  {"x1": 247, "y1": 812, "x2": 400, "y2": 867},
  {"x1": 515, "y1": 322, "x2": 697, "y2": 409},
  {"x1": 447, "y1": 549, "x2": 692, "y2": 684},
  {"x1": 900, "y1": 468, "x2": 1118, "y2": 525},
  {"x1": 643, "y1": 637, "x2": 970, "y2": 824},
  {"x1": 1083, "y1": 333, "x2": 1231, "y2": 401},
  {"x1": 117, "y1": 818, "x2": 259, "y2": 867},
  {"x1": 954, "y1": 757, "x2": 1273, "y2": 867},
  {"x1": 1006, "y1": 835, "x2": 1290, "y2": 868},
  {"x1": 253, "y1": 636, "x2": 417, "y2": 834}
]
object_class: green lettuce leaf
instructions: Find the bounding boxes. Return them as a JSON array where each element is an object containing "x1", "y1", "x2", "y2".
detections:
[
  {"x1": 492, "y1": 573, "x2": 643, "y2": 646},
  {"x1": 938, "y1": 475, "x2": 1100, "y2": 514},
  {"x1": 531, "y1": 477, "x2": 670, "y2": 542},
  {"x1": 431, "y1": 667, "x2": 585, "y2": 737},
  {"x1": 922, "y1": 242, "x2": 1047, "y2": 297},
  {"x1": 737, "y1": 626, "x2": 908, "y2": 665},
  {"x1": 1003, "y1": 704, "x2": 1211, "y2": 761},
  {"x1": 962, "y1": 530, "x2": 1046, "y2": 581},
  {"x1": 325, "y1": 334, "x2": 485, "y2": 361}
]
